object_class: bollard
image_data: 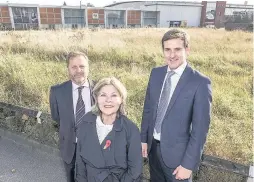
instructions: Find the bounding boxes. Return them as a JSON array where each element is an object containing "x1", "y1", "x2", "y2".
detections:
[{"x1": 247, "y1": 166, "x2": 253, "y2": 182}]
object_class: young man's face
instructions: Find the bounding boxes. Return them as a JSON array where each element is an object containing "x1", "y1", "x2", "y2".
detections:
[
  {"x1": 163, "y1": 38, "x2": 190, "y2": 70},
  {"x1": 68, "y1": 56, "x2": 89, "y2": 85}
]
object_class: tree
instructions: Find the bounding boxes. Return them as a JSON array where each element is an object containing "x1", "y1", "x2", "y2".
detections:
[{"x1": 87, "y1": 2, "x2": 94, "y2": 7}]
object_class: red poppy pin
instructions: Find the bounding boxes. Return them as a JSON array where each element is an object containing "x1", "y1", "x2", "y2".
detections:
[{"x1": 103, "y1": 140, "x2": 111, "y2": 150}]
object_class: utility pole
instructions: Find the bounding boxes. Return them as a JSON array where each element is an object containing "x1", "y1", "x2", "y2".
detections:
[
  {"x1": 80, "y1": 0, "x2": 83, "y2": 27},
  {"x1": 155, "y1": 2, "x2": 158, "y2": 28}
]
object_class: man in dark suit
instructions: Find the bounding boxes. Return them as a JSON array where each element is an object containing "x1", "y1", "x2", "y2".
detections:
[
  {"x1": 141, "y1": 29, "x2": 212, "y2": 182},
  {"x1": 50, "y1": 52, "x2": 95, "y2": 182}
]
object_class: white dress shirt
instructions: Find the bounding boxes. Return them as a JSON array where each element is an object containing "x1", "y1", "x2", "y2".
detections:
[
  {"x1": 153, "y1": 61, "x2": 187, "y2": 141},
  {"x1": 72, "y1": 81, "x2": 92, "y2": 143},
  {"x1": 72, "y1": 81, "x2": 92, "y2": 117},
  {"x1": 96, "y1": 116, "x2": 113, "y2": 144}
]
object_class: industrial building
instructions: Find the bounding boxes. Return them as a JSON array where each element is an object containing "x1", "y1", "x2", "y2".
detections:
[{"x1": 0, "y1": 1, "x2": 253, "y2": 30}]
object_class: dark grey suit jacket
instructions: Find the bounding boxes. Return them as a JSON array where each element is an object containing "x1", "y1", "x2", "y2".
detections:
[
  {"x1": 49, "y1": 79, "x2": 95, "y2": 164},
  {"x1": 141, "y1": 64, "x2": 212, "y2": 171},
  {"x1": 75, "y1": 112, "x2": 142, "y2": 182}
]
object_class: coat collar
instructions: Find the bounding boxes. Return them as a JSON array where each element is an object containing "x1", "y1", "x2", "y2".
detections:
[
  {"x1": 83, "y1": 112, "x2": 123, "y2": 132},
  {"x1": 64, "y1": 81, "x2": 75, "y2": 124},
  {"x1": 79, "y1": 112, "x2": 124, "y2": 169}
]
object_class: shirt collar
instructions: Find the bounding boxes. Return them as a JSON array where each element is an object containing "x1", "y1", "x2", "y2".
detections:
[
  {"x1": 167, "y1": 61, "x2": 187, "y2": 77},
  {"x1": 94, "y1": 115, "x2": 123, "y2": 131},
  {"x1": 96, "y1": 116, "x2": 105, "y2": 127},
  {"x1": 72, "y1": 80, "x2": 89, "y2": 91},
  {"x1": 96, "y1": 116, "x2": 113, "y2": 127}
]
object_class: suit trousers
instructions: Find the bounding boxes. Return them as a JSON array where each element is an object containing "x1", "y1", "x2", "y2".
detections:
[
  {"x1": 63, "y1": 144, "x2": 76, "y2": 182},
  {"x1": 149, "y1": 138, "x2": 192, "y2": 182}
]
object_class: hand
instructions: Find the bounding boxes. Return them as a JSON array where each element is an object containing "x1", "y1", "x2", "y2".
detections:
[
  {"x1": 141, "y1": 143, "x2": 148, "y2": 158},
  {"x1": 172, "y1": 165, "x2": 192, "y2": 180}
]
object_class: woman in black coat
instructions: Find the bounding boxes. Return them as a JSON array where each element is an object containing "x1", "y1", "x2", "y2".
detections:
[{"x1": 75, "y1": 77, "x2": 142, "y2": 182}]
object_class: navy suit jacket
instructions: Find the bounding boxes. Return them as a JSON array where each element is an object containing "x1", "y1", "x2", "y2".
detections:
[
  {"x1": 141, "y1": 64, "x2": 212, "y2": 171},
  {"x1": 49, "y1": 79, "x2": 95, "y2": 164}
]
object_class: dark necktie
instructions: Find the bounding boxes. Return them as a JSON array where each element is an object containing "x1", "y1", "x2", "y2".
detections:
[
  {"x1": 154, "y1": 71, "x2": 175, "y2": 133},
  {"x1": 75, "y1": 86, "x2": 86, "y2": 127}
]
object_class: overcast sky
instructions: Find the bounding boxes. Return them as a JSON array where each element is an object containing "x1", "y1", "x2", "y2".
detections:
[{"x1": 0, "y1": 0, "x2": 253, "y2": 7}]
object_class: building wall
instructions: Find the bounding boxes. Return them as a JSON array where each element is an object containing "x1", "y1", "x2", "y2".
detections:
[
  {"x1": 201, "y1": 1, "x2": 227, "y2": 28},
  {"x1": 87, "y1": 8, "x2": 104, "y2": 25},
  {"x1": 106, "y1": 1, "x2": 202, "y2": 9},
  {"x1": 0, "y1": 6, "x2": 11, "y2": 24},
  {"x1": 154, "y1": 5, "x2": 202, "y2": 27},
  {"x1": 39, "y1": 7, "x2": 61, "y2": 25},
  {"x1": 40, "y1": 24, "x2": 62, "y2": 29},
  {"x1": 106, "y1": 2, "x2": 145, "y2": 9},
  {"x1": 127, "y1": 10, "x2": 141, "y2": 25},
  {"x1": 1, "y1": 2, "x2": 251, "y2": 30},
  {"x1": 214, "y1": 1, "x2": 226, "y2": 28},
  {"x1": 200, "y1": 1, "x2": 207, "y2": 27}
]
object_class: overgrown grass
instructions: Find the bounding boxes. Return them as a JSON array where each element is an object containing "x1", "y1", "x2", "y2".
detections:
[{"x1": 0, "y1": 28, "x2": 252, "y2": 165}]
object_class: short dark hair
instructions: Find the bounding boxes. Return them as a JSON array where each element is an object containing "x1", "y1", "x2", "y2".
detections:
[
  {"x1": 161, "y1": 28, "x2": 190, "y2": 50},
  {"x1": 66, "y1": 51, "x2": 89, "y2": 66}
]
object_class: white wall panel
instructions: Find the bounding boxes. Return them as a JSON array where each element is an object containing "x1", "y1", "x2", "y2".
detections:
[
  {"x1": 143, "y1": 5, "x2": 201, "y2": 27},
  {"x1": 159, "y1": 5, "x2": 201, "y2": 27}
]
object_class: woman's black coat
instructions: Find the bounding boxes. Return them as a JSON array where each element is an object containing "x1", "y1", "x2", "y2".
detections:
[{"x1": 75, "y1": 112, "x2": 142, "y2": 182}]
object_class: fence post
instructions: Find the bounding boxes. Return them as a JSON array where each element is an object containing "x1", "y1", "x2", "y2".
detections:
[{"x1": 247, "y1": 166, "x2": 253, "y2": 182}]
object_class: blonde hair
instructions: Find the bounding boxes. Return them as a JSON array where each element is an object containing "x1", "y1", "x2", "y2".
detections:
[{"x1": 92, "y1": 77, "x2": 127, "y2": 116}]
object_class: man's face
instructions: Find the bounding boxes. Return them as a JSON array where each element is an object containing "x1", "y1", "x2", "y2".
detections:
[
  {"x1": 163, "y1": 38, "x2": 190, "y2": 70},
  {"x1": 68, "y1": 56, "x2": 89, "y2": 85}
]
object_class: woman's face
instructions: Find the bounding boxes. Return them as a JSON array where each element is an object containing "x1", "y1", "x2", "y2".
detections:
[{"x1": 97, "y1": 85, "x2": 122, "y2": 117}]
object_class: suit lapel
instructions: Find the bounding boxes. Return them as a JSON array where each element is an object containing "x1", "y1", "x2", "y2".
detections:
[
  {"x1": 88, "y1": 79, "x2": 95, "y2": 106},
  {"x1": 80, "y1": 119, "x2": 106, "y2": 168},
  {"x1": 65, "y1": 80, "x2": 75, "y2": 124},
  {"x1": 164, "y1": 65, "x2": 193, "y2": 118}
]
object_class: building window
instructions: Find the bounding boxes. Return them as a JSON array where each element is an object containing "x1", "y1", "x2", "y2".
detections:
[
  {"x1": 64, "y1": 9, "x2": 85, "y2": 25},
  {"x1": 143, "y1": 11, "x2": 158, "y2": 27},
  {"x1": 106, "y1": 10, "x2": 125, "y2": 28},
  {"x1": 12, "y1": 7, "x2": 38, "y2": 30}
]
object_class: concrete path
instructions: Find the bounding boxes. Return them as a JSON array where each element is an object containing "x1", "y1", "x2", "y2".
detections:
[{"x1": 0, "y1": 136, "x2": 66, "y2": 182}]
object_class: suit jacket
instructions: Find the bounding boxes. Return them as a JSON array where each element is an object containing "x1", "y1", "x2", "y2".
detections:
[
  {"x1": 75, "y1": 112, "x2": 142, "y2": 182},
  {"x1": 141, "y1": 64, "x2": 212, "y2": 171},
  {"x1": 49, "y1": 79, "x2": 95, "y2": 164}
]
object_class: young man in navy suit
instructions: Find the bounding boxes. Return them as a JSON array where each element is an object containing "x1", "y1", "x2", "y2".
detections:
[{"x1": 141, "y1": 29, "x2": 212, "y2": 182}]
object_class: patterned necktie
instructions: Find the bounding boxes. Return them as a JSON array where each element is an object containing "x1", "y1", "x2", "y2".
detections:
[
  {"x1": 155, "y1": 71, "x2": 175, "y2": 133},
  {"x1": 75, "y1": 86, "x2": 86, "y2": 127}
]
